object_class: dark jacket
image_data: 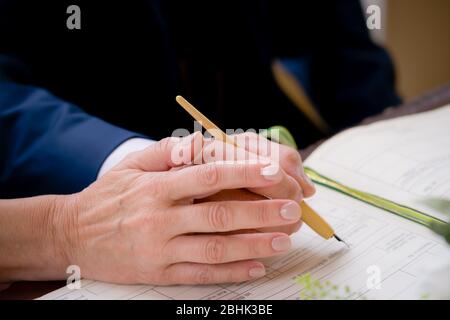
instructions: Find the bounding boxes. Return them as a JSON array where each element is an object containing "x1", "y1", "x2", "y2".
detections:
[{"x1": 0, "y1": 0, "x2": 400, "y2": 198}]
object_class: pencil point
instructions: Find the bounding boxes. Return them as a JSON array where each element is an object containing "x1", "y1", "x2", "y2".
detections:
[{"x1": 334, "y1": 234, "x2": 350, "y2": 248}]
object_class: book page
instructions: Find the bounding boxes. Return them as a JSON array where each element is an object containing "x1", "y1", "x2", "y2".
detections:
[
  {"x1": 38, "y1": 185, "x2": 446, "y2": 300},
  {"x1": 305, "y1": 105, "x2": 450, "y2": 222}
]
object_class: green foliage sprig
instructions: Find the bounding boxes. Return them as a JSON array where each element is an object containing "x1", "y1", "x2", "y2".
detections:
[
  {"x1": 295, "y1": 273, "x2": 356, "y2": 300},
  {"x1": 423, "y1": 198, "x2": 450, "y2": 244},
  {"x1": 261, "y1": 127, "x2": 450, "y2": 245}
]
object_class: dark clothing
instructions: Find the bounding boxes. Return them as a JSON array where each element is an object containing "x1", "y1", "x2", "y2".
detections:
[{"x1": 0, "y1": 0, "x2": 400, "y2": 197}]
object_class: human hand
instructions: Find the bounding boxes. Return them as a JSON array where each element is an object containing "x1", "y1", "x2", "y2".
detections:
[
  {"x1": 179, "y1": 132, "x2": 315, "y2": 235},
  {"x1": 55, "y1": 135, "x2": 303, "y2": 285}
]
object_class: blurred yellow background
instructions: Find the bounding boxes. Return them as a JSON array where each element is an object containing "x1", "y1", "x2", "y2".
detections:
[{"x1": 364, "y1": 0, "x2": 450, "y2": 101}]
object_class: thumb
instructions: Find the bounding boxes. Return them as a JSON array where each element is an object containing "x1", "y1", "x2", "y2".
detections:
[{"x1": 116, "y1": 132, "x2": 204, "y2": 172}]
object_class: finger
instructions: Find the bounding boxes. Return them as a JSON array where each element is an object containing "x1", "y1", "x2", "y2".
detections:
[
  {"x1": 165, "y1": 161, "x2": 284, "y2": 200},
  {"x1": 166, "y1": 233, "x2": 292, "y2": 264},
  {"x1": 278, "y1": 145, "x2": 316, "y2": 198},
  {"x1": 212, "y1": 220, "x2": 302, "y2": 236},
  {"x1": 232, "y1": 132, "x2": 274, "y2": 159},
  {"x1": 174, "y1": 200, "x2": 301, "y2": 233},
  {"x1": 235, "y1": 132, "x2": 316, "y2": 198},
  {"x1": 250, "y1": 174, "x2": 303, "y2": 203},
  {"x1": 162, "y1": 260, "x2": 266, "y2": 285},
  {"x1": 227, "y1": 132, "x2": 311, "y2": 199},
  {"x1": 117, "y1": 132, "x2": 203, "y2": 172},
  {"x1": 202, "y1": 138, "x2": 269, "y2": 165},
  {"x1": 195, "y1": 140, "x2": 303, "y2": 201},
  {"x1": 257, "y1": 220, "x2": 303, "y2": 235},
  {"x1": 195, "y1": 189, "x2": 265, "y2": 203}
]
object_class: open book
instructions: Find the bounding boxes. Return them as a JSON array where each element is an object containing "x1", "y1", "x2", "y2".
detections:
[{"x1": 39, "y1": 105, "x2": 450, "y2": 300}]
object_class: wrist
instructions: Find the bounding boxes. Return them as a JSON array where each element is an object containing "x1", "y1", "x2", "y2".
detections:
[
  {"x1": 0, "y1": 195, "x2": 76, "y2": 282},
  {"x1": 49, "y1": 194, "x2": 81, "y2": 276}
]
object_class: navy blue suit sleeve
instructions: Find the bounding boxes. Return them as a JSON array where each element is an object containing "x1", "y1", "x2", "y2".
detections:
[{"x1": 0, "y1": 76, "x2": 140, "y2": 199}]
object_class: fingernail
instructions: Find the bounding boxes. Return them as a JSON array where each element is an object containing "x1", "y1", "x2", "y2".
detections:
[
  {"x1": 272, "y1": 236, "x2": 291, "y2": 252},
  {"x1": 295, "y1": 189, "x2": 304, "y2": 203},
  {"x1": 280, "y1": 202, "x2": 301, "y2": 221},
  {"x1": 303, "y1": 172, "x2": 315, "y2": 188},
  {"x1": 249, "y1": 266, "x2": 266, "y2": 278},
  {"x1": 260, "y1": 164, "x2": 280, "y2": 180}
]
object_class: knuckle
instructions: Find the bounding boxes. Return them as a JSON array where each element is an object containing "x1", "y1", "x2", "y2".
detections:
[
  {"x1": 142, "y1": 212, "x2": 163, "y2": 230},
  {"x1": 193, "y1": 265, "x2": 213, "y2": 285},
  {"x1": 207, "y1": 204, "x2": 231, "y2": 231},
  {"x1": 254, "y1": 203, "x2": 271, "y2": 226},
  {"x1": 158, "y1": 137, "x2": 172, "y2": 153},
  {"x1": 197, "y1": 165, "x2": 220, "y2": 187},
  {"x1": 249, "y1": 239, "x2": 264, "y2": 256},
  {"x1": 204, "y1": 237, "x2": 226, "y2": 263},
  {"x1": 158, "y1": 269, "x2": 173, "y2": 285},
  {"x1": 286, "y1": 177, "x2": 302, "y2": 200},
  {"x1": 239, "y1": 164, "x2": 252, "y2": 185},
  {"x1": 147, "y1": 175, "x2": 169, "y2": 199},
  {"x1": 141, "y1": 207, "x2": 172, "y2": 232},
  {"x1": 222, "y1": 267, "x2": 235, "y2": 283},
  {"x1": 284, "y1": 149, "x2": 302, "y2": 167}
]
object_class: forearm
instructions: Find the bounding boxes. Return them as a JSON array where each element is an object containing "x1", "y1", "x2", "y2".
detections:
[{"x1": 0, "y1": 195, "x2": 70, "y2": 282}]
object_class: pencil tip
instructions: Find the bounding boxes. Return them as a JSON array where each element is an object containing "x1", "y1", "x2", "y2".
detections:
[{"x1": 334, "y1": 234, "x2": 350, "y2": 248}]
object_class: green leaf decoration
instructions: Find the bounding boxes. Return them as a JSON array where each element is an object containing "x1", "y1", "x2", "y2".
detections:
[
  {"x1": 261, "y1": 126, "x2": 450, "y2": 245},
  {"x1": 430, "y1": 220, "x2": 450, "y2": 244},
  {"x1": 260, "y1": 126, "x2": 298, "y2": 149},
  {"x1": 295, "y1": 273, "x2": 357, "y2": 300},
  {"x1": 421, "y1": 198, "x2": 450, "y2": 244}
]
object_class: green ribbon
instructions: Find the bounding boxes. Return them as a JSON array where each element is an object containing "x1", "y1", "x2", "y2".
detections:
[
  {"x1": 262, "y1": 126, "x2": 447, "y2": 229},
  {"x1": 304, "y1": 167, "x2": 446, "y2": 228}
]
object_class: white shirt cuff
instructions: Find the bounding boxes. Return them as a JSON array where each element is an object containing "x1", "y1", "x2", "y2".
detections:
[{"x1": 98, "y1": 138, "x2": 155, "y2": 178}]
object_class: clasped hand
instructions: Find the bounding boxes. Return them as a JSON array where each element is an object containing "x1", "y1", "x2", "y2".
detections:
[{"x1": 55, "y1": 133, "x2": 315, "y2": 285}]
